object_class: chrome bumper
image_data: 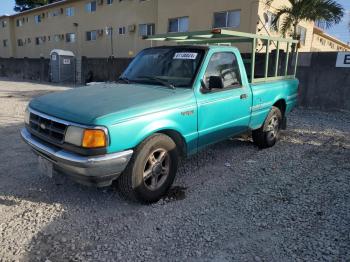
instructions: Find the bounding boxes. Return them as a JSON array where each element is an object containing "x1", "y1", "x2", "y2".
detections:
[{"x1": 20, "y1": 128, "x2": 133, "y2": 187}]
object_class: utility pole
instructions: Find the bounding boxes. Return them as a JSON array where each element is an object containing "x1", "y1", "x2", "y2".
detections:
[{"x1": 106, "y1": 27, "x2": 114, "y2": 57}]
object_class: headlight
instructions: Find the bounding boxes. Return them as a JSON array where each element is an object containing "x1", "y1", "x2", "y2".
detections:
[
  {"x1": 64, "y1": 126, "x2": 84, "y2": 146},
  {"x1": 24, "y1": 107, "x2": 30, "y2": 125},
  {"x1": 65, "y1": 126, "x2": 108, "y2": 148}
]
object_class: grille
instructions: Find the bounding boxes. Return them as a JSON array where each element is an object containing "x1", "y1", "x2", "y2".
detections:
[{"x1": 29, "y1": 112, "x2": 67, "y2": 144}]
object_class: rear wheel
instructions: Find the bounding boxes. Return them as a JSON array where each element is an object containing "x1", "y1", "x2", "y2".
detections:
[
  {"x1": 117, "y1": 134, "x2": 178, "y2": 203},
  {"x1": 252, "y1": 106, "x2": 282, "y2": 149}
]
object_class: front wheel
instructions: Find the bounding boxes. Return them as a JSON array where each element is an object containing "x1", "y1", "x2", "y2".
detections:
[
  {"x1": 117, "y1": 134, "x2": 179, "y2": 203},
  {"x1": 252, "y1": 106, "x2": 282, "y2": 149}
]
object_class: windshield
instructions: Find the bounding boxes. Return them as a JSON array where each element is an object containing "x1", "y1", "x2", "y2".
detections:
[{"x1": 121, "y1": 47, "x2": 205, "y2": 88}]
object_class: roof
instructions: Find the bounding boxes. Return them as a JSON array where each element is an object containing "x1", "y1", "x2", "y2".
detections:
[
  {"x1": 313, "y1": 27, "x2": 350, "y2": 49},
  {"x1": 8, "y1": 0, "x2": 78, "y2": 18},
  {"x1": 50, "y1": 49, "x2": 75, "y2": 56}
]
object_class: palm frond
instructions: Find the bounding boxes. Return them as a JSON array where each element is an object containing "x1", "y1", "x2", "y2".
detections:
[
  {"x1": 280, "y1": 16, "x2": 295, "y2": 37},
  {"x1": 268, "y1": 0, "x2": 344, "y2": 38},
  {"x1": 271, "y1": 7, "x2": 294, "y2": 32}
]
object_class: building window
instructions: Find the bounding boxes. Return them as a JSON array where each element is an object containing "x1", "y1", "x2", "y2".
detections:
[
  {"x1": 107, "y1": 0, "x2": 113, "y2": 4},
  {"x1": 3, "y1": 39, "x2": 8, "y2": 47},
  {"x1": 139, "y1": 23, "x2": 155, "y2": 37},
  {"x1": 66, "y1": 7, "x2": 75, "y2": 17},
  {"x1": 320, "y1": 38, "x2": 326, "y2": 45},
  {"x1": 214, "y1": 10, "x2": 240, "y2": 28},
  {"x1": 86, "y1": 30, "x2": 97, "y2": 41},
  {"x1": 17, "y1": 39, "x2": 24, "y2": 47},
  {"x1": 34, "y1": 15, "x2": 41, "y2": 24},
  {"x1": 1, "y1": 20, "x2": 7, "y2": 28},
  {"x1": 35, "y1": 36, "x2": 46, "y2": 45},
  {"x1": 296, "y1": 26, "x2": 307, "y2": 45},
  {"x1": 54, "y1": 34, "x2": 61, "y2": 42},
  {"x1": 66, "y1": 33, "x2": 76, "y2": 43},
  {"x1": 119, "y1": 26, "x2": 126, "y2": 35},
  {"x1": 85, "y1": 1, "x2": 97, "y2": 13},
  {"x1": 266, "y1": 11, "x2": 278, "y2": 31},
  {"x1": 16, "y1": 19, "x2": 23, "y2": 27},
  {"x1": 168, "y1": 17, "x2": 189, "y2": 33},
  {"x1": 49, "y1": 10, "x2": 60, "y2": 17}
]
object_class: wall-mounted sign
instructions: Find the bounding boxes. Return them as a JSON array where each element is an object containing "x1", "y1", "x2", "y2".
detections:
[
  {"x1": 63, "y1": 59, "x2": 71, "y2": 65},
  {"x1": 51, "y1": 54, "x2": 57, "y2": 61},
  {"x1": 336, "y1": 52, "x2": 350, "y2": 68}
]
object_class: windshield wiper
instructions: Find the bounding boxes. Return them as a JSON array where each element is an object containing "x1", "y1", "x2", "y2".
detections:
[
  {"x1": 137, "y1": 76, "x2": 175, "y2": 90},
  {"x1": 118, "y1": 76, "x2": 131, "y2": 84}
]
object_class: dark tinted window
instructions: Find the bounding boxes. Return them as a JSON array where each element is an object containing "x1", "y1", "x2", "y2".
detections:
[{"x1": 204, "y1": 52, "x2": 242, "y2": 89}]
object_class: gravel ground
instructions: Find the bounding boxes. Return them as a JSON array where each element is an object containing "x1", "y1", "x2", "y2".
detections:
[{"x1": 0, "y1": 79, "x2": 349, "y2": 262}]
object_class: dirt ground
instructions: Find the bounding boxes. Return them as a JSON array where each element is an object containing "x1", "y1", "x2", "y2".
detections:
[{"x1": 0, "y1": 79, "x2": 349, "y2": 262}]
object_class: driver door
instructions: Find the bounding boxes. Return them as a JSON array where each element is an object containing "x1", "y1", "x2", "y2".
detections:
[{"x1": 196, "y1": 51, "x2": 252, "y2": 149}]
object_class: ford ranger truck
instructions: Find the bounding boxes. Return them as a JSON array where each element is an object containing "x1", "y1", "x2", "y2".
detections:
[{"x1": 21, "y1": 43, "x2": 298, "y2": 203}]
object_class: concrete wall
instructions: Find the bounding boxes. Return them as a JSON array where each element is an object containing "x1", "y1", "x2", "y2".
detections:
[
  {"x1": 0, "y1": 52, "x2": 349, "y2": 111},
  {"x1": 0, "y1": 58, "x2": 49, "y2": 81},
  {"x1": 81, "y1": 57, "x2": 131, "y2": 83},
  {"x1": 297, "y1": 52, "x2": 350, "y2": 111}
]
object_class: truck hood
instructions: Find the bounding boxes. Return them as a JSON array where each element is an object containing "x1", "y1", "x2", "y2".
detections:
[{"x1": 29, "y1": 83, "x2": 195, "y2": 126}]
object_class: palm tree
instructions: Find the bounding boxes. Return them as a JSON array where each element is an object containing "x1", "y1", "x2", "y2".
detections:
[{"x1": 269, "y1": 0, "x2": 344, "y2": 39}]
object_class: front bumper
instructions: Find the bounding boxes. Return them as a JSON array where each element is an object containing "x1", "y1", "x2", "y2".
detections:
[{"x1": 20, "y1": 128, "x2": 133, "y2": 187}]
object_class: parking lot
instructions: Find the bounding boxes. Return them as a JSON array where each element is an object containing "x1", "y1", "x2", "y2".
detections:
[{"x1": 0, "y1": 79, "x2": 349, "y2": 262}]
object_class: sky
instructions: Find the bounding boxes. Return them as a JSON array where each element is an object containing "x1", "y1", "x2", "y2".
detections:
[{"x1": 0, "y1": 0, "x2": 349, "y2": 44}]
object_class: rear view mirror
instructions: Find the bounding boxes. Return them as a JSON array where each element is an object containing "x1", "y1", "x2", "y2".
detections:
[{"x1": 208, "y1": 76, "x2": 224, "y2": 89}]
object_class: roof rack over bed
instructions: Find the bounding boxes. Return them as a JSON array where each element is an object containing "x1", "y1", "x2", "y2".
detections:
[{"x1": 143, "y1": 29, "x2": 300, "y2": 84}]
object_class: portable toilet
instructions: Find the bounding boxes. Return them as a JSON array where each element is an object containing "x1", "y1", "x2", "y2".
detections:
[{"x1": 50, "y1": 49, "x2": 75, "y2": 83}]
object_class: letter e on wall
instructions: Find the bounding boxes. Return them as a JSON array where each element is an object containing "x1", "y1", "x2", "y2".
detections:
[{"x1": 336, "y1": 52, "x2": 350, "y2": 68}]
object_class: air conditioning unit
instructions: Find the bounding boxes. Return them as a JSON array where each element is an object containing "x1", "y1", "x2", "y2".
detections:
[{"x1": 128, "y1": 24, "x2": 136, "y2": 33}]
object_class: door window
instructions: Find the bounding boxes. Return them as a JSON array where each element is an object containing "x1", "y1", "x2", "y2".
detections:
[{"x1": 204, "y1": 52, "x2": 242, "y2": 91}]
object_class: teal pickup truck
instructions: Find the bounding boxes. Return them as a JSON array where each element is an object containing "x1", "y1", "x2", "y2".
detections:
[{"x1": 21, "y1": 29, "x2": 299, "y2": 203}]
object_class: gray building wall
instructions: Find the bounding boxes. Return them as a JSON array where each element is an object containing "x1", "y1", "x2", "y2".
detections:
[{"x1": 297, "y1": 52, "x2": 350, "y2": 111}]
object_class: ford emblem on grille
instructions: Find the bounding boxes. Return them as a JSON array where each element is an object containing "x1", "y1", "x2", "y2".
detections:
[{"x1": 40, "y1": 123, "x2": 46, "y2": 130}]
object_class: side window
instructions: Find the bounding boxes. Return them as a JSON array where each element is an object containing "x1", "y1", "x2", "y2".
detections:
[{"x1": 204, "y1": 52, "x2": 242, "y2": 91}]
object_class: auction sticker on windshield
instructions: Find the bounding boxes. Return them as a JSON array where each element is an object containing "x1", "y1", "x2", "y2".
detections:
[{"x1": 173, "y1": 53, "x2": 198, "y2": 60}]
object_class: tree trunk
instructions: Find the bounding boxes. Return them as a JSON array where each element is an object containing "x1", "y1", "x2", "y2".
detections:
[{"x1": 292, "y1": 23, "x2": 299, "y2": 52}]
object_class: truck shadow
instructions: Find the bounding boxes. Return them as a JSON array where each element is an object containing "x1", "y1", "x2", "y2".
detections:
[{"x1": 1, "y1": 115, "x2": 349, "y2": 261}]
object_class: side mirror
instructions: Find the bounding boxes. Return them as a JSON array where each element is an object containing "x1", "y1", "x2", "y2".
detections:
[
  {"x1": 200, "y1": 79, "x2": 211, "y2": 94},
  {"x1": 208, "y1": 76, "x2": 224, "y2": 89}
]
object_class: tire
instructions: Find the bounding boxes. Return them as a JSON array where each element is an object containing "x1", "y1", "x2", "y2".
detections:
[
  {"x1": 252, "y1": 106, "x2": 283, "y2": 149},
  {"x1": 117, "y1": 133, "x2": 179, "y2": 204}
]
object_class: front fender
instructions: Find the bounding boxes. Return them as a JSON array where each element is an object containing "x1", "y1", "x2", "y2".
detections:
[
  {"x1": 106, "y1": 107, "x2": 198, "y2": 154},
  {"x1": 137, "y1": 119, "x2": 183, "y2": 144}
]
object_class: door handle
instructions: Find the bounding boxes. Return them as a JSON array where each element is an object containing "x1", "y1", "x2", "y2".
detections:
[{"x1": 240, "y1": 94, "x2": 248, "y2": 100}]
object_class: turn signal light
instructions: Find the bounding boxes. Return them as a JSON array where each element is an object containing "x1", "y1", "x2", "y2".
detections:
[
  {"x1": 211, "y1": 28, "x2": 222, "y2": 34},
  {"x1": 82, "y1": 129, "x2": 107, "y2": 148}
]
